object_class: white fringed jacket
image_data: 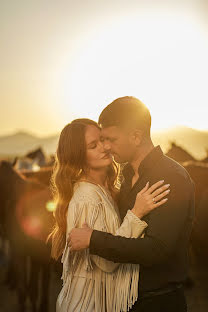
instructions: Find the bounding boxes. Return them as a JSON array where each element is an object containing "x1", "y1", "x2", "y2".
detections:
[{"x1": 56, "y1": 181, "x2": 147, "y2": 312}]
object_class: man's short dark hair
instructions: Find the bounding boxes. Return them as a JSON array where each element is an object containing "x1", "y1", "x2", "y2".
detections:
[{"x1": 98, "y1": 96, "x2": 151, "y2": 137}]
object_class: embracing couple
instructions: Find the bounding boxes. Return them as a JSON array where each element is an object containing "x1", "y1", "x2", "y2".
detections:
[{"x1": 49, "y1": 96, "x2": 195, "y2": 312}]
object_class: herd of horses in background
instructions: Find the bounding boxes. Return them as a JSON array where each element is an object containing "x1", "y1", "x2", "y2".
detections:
[{"x1": 0, "y1": 143, "x2": 208, "y2": 312}]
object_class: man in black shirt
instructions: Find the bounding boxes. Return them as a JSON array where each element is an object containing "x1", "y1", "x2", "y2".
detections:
[{"x1": 68, "y1": 96, "x2": 195, "y2": 311}]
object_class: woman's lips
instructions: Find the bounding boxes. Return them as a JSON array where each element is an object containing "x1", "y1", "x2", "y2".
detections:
[{"x1": 102, "y1": 153, "x2": 111, "y2": 159}]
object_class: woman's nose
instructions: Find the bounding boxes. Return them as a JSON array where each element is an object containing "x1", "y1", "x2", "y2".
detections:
[
  {"x1": 97, "y1": 141, "x2": 105, "y2": 150},
  {"x1": 103, "y1": 141, "x2": 111, "y2": 152},
  {"x1": 98, "y1": 140, "x2": 110, "y2": 152}
]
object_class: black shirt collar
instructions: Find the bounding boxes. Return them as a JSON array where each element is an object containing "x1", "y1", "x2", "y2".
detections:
[{"x1": 122, "y1": 145, "x2": 164, "y2": 180}]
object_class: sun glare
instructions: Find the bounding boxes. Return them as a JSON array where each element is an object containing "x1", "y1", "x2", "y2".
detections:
[
  {"x1": 61, "y1": 11, "x2": 208, "y2": 130},
  {"x1": 46, "y1": 201, "x2": 56, "y2": 212}
]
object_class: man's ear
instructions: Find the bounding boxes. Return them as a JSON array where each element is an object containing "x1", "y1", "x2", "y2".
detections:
[{"x1": 129, "y1": 129, "x2": 143, "y2": 146}]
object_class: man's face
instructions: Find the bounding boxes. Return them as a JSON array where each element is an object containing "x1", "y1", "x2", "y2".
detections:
[{"x1": 101, "y1": 126, "x2": 138, "y2": 163}]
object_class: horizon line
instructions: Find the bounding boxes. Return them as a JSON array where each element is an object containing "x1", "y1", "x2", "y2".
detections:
[{"x1": 0, "y1": 124, "x2": 208, "y2": 138}]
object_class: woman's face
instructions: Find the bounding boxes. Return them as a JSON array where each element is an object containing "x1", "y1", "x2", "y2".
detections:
[{"x1": 85, "y1": 125, "x2": 112, "y2": 170}]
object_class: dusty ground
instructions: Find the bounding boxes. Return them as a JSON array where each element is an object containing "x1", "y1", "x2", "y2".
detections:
[
  {"x1": 0, "y1": 254, "x2": 207, "y2": 312},
  {"x1": 0, "y1": 253, "x2": 62, "y2": 312}
]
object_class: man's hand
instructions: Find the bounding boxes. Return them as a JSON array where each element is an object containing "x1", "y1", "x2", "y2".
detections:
[{"x1": 68, "y1": 222, "x2": 93, "y2": 251}]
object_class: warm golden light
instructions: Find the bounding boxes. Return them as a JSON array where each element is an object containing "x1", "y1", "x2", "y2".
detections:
[
  {"x1": 61, "y1": 12, "x2": 208, "y2": 131},
  {"x1": 32, "y1": 164, "x2": 41, "y2": 172},
  {"x1": 1, "y1": 2, "x2": 208, "y2": 136},
  {"x1": 46, "y1": 201, "x2": 56, "y2": 212}
]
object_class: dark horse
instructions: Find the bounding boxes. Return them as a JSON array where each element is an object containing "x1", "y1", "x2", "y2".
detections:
[
  {"x1": 0, "y1": 161, "x2": 55, "y2": 312},
  {"x1": 166, "y1": 142, "x2": 195, "y2": 163},
  {"x1": 183, "y1": 161, "x2": 208, "y2": 262},
  {"x1": 21, "y1": 166, "x2": 53, "y2": 187}
]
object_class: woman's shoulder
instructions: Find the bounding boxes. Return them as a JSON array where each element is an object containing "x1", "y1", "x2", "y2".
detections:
[{"x1": 72, "y1": 181, "x2": 104, "y2": 205}]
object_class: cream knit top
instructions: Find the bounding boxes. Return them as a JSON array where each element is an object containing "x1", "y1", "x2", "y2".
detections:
[{"x1": 56, "y1": 182, "x2": 147, "y2": 312}]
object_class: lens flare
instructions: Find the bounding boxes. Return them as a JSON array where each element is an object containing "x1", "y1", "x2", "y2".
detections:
[
  {"x1": 15, "y1": 189, "x2": 54, "y2": 242},
  {"x1": 46, "y1": 201, "x2": 56, "y2": 212}
]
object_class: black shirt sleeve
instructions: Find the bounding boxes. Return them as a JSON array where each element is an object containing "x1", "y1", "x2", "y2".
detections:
[{"x1": 89, "y1": 174, "x2": 195, "y2": 267}]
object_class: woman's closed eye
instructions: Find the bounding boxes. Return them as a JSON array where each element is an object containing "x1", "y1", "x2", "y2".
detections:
[
  {"x1": 88, "y1": 138, "x2": 105, "y2": 149},
  {"x1": 88, "y1": 143, "x2": 97, "y2": 149}
]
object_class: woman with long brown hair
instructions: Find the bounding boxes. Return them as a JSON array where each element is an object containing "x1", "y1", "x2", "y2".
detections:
[{"x1": 48, "y1": 118, "x2": 169, "y2": 312}]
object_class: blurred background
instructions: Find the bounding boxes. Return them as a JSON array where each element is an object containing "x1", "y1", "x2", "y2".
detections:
[{"x1": 0, "y1": 0, "x2": 208, "y2": 311}]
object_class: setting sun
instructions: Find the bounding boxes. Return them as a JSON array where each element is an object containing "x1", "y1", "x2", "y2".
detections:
[
  {"x1": 61, "y1": 12, "x2": 208, "y2": 131},
  {"x1": 1, "y1": 2, "x2": 208, "y2": 136}
]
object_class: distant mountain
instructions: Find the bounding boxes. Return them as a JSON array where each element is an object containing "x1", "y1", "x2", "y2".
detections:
[
  {"x1": 0, "y1": 126, "x2": 208, "y2": 160},
  {"x1": 0, "y1": 131, "x2": 59, "y2": 158},
  {"x1": 152, "y1": 126, "x2": 208, "y2": 160}
]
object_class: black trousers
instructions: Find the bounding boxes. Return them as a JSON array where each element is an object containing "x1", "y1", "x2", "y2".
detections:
[{"x1": 129, "y1": 287, "x2": 187, "y2": 312}]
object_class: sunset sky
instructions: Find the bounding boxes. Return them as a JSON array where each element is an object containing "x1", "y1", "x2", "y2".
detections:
[{"x1": 1, "y1": 0, "x2": 208, "y2": 137}]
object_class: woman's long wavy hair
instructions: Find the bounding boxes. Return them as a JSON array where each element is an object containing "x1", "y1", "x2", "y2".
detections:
[{"x1": 47, "y1": 119, "x2": 118, "y2": 260}]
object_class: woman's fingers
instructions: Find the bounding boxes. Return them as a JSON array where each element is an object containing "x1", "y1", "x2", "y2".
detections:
[
  {"x1": 153, "y1": 189, "x2": 170, "y2": 202},
  {"x1": 139, "y1": 182, "x2": 149, "y2": 195},
  {"x1": 132, "y1": 180, "x2": 170, "y2": 219},
  {"x1": 153, "y1": 198, "x2": 168, "y2": 208},
  {"x1": 145, "y1": 180, "x2": 164, "y2": 195},
  {"x1": 151, "y1": 184, "x2": 170, "y2": 197}
]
